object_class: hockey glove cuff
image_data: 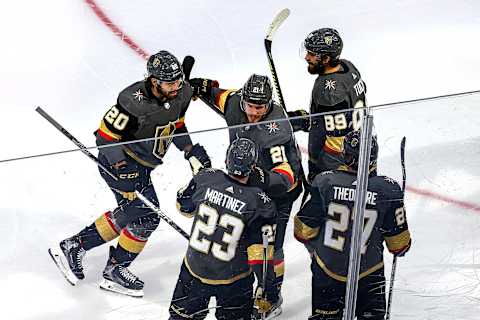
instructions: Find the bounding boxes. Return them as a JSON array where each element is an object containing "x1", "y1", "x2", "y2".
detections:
[
  {"x1": 393, "y1": 239, "x2": 411, "y2": 257},
  {"x1": 185, "y1": 143, "x2": 212, "y2": 175}
]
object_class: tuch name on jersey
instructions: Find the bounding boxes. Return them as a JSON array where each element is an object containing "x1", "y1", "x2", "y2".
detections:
[
  {"x1": 333, "y1": 186, "x2": 377, "y2": 205},
  {"x1": 204, "y1": 188, "x2": 246, "y2": 214}
]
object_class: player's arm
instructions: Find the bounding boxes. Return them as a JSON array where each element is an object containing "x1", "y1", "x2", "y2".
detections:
[
  {"x1": 176, "y1": 177, "x2": 197, "y2": 218},
  {"x1": 308, "y1": 93, "x2": 349, "y2": 181},
  {"x1": 189, "y1": 78, "x2": 237, "y2": 117},
  {"x1": 381, "y1": 182, "x2": 412, "y2": 257},
  {"x1": 95, "y1": 102, "x2": 138, "y2": 165},
  {"x1": 249, "y1": 142, "x2": 297, "y2": 194},
  {"x1": 287, "y1": 109, "x2": 310, "y2": 132},
  {"x1": 294, "y1": 184, "x2": 325, "y2": 254},
  {"x1": 170, "y1": 97, "x2": 212, "y2": 175}
]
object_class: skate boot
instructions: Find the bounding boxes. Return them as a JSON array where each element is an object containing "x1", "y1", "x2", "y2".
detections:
[
  {"x1": 99, "y1": 246, "x2": 144, "y2": 297},
  {"x1": 48, "y1": 236, "x2": 86, "y2": 285}
]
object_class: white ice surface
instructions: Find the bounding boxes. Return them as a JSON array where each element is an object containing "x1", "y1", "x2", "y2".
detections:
[{"x1": 1, "y1": 1, "x2": 480, "y2": 319}]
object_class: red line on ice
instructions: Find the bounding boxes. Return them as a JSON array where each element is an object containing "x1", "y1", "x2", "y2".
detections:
[
  {"x1": 84, "y1": 0, "x2": 480, "y2": 214},
  {"x1": 84, "y1": 0, "x2": 150, "y2": 60}
]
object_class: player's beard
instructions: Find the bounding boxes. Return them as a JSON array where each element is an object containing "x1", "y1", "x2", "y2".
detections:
[
  {"x1": 158, "y1": 86, "x2": 179, "y2": 100},
  {"x1": 308, "y1": 61, "x2": 325, "y2": 75}
]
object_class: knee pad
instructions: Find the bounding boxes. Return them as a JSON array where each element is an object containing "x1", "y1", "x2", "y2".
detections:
[{"x1": 128, "y1": 214, "x2": 161, "y2": 239}]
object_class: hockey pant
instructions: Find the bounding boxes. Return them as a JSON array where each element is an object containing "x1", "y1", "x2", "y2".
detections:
[
  {"x1": 75, "y1": 154, "x2": 160, "y2": 266},
  {"x1": 169, "y1": 262, "x2": 254, "y2": 320},
  {"x1": 309, "y1": 266, "x2": 386, "y2": 320}
]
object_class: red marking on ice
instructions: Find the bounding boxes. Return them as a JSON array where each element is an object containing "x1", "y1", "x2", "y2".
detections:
[
  {"x1": 298, "y1": 146, "x2": 480, "y2": 213},
  {"x1": 84, "y1": 0, "x2": 480, "y2": 214},
  {"x1": 406, "y1": 186, "x2": 480, "y2": 213},
  {"x1": 84, "y1": 0, "x2": 150, "y2": 60}
]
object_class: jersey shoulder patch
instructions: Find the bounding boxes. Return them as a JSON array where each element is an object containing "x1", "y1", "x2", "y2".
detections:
[
  {"x1": 117, "y1": 81, "x2": 150, "y2": 116},
  {"x1": 312, "y1": 75, "x2": 347, "y2": 107}
]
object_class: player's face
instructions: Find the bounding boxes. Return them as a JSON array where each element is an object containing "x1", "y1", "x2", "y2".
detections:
[
  {"x1": 244, "y1": 102, "x2": 268, "y2": 123},
  {"x1": 305, "y1": 51, "x2": 322, "y2": 74},
  {"x1": 157, "y1": 78, "x2": 183, "y2": 99}
]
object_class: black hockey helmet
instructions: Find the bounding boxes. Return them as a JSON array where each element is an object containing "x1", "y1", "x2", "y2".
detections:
[
  {"x1": 226, "y1": 138, "x2": 258, "y2": 177},
  {"x1": 147, "y1": 50, "x2": 183, "y2": 82},
  {"x1": 303, "y1": 28, "x2": 343, "y2": 60},
  {"x1": 241, "y1": 74, "x2": 273, "y2": 111},
  {"x1": 343, "y1": 130, "x2": 378, "y2": 168}
]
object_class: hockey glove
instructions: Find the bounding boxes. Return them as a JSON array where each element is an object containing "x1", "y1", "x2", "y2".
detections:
[
  {"x1": 176, "y1": 182, "x2": 196, "y2": 217},
  {"x1": 112, "y1": 160, "x2": 139, "y2": 200},
  {"x1": 184, "y1": 143, "x2": 212, "y2": 175},
  {"x1": 287, "y1": 109, "x2": 310, "y2": 132},
  {"x1": 248, "y1": 166, "x2": 270, "y2": 190},
  {"x1": 254, "y1": 287, "x2": 273, "y2": 313},
  {"x1": 189, "y1": 78, "x2": 219, "y2": 99},
  {"x1": 307, "y1": 160, "x2": 321, "y2": 185}
]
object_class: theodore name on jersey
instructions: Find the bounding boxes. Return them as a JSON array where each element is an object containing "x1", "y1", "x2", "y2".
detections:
[
  {"x1": 205, "y1": 188, "x2": 246, "y2": 215},
  {"x1": 333, "y1": 186, "x2": 377, "y2": 206}
]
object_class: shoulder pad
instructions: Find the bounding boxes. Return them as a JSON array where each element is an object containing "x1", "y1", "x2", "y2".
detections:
[
  {"x1": 371, "y1": 175, "x2": 403, "y2": 198},
  {"x1": 195, "y1": 168, "x2": 222, "y2": 182},
  {"x1": 117, "y1": 81, "x2": 150, "y2": 117},
  {"x1": 312, "y1": 170, "x2": 334, "y2": 188},
  {"x1": 312, "y1": 76, "x2": 346, "y2": 107},
  {"x1": 258, "y1": 104, "x2": 293, "y2": 147}
]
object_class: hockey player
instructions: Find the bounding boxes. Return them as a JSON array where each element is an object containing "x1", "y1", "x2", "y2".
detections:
[
  {"x1": 48, "y1": 50, "x2": 211, "y2": 297},
  {"x1": 288, "y1": 28, "x2": 368, "y2": 182},
  {"x1": 169, "y1": 138, "x2": 276, "y2": 320},
  {"x1": 294, "y1": 130, "x2": 412, "y2": 319},
  {"x1": 189, "y1": 74, "x2": 303, "y2": 318}
]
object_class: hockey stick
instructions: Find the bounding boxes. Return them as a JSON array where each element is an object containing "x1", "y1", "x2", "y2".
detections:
[
  {"x1": 35, "y1": 107, "x2": 190, "y2": 240},
  {"x1": 183, "y1": 55, "x2": 226, "y2": 118},
  {"x1": 182, "y1": 55, "x2": 195, "y2": 81},
  {"x1": 265, "y1": 8, "x2": 290, "y2": 111},
  {"x1": 386, "y1": 137, "x2": 406, "y2": 319},
  {"x1": 261, "y1": 230, "x2": 269, "y2": 320}
]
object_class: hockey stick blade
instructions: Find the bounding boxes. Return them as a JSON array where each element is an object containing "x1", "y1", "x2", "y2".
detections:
[
  {"x1": 265, "y1": 8, "x2": 290, "y2": 42},
  {"x1": 264, "y1": 8, "x2": 290, "y2": 111},
  {"x1": 182, "y1": 55, "x2": 195, "y2": 81}
]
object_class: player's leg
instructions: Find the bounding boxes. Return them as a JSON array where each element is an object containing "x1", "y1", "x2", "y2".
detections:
[
  {"x1": 169, "y1": 262, "x2": 211, "y2": 320},
  {"x1": 215, "y1": 273, "x2": 254, "y2": 320},
  {"x1": 356, "y1": 268, "x2": 386, "y2": 320},
  {"x1": 100, "y1": 212, "x2": 160, "y2": 296},
  {"x1": 309, "y1": 266, "x2": 344, "y2": 320},
  {"x1": 49, "y1": 156, "x2": 156, "y2": 285},
  {"x1": 269, "y1": 184, "x2": 302, "y2": 307}
]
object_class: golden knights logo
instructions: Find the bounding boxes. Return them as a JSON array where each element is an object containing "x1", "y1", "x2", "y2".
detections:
[
  {"x1": 324, "y1": 35, "x2": 334, "y2": 45},
  {"x1": 152, "y1": 57, "x2": 161, "y2": 68}
]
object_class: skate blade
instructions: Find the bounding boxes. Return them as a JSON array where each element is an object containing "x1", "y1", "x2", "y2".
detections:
[
  {"x1": 265, "y1": 307, "x2": 282, "y2": 319},
  {"x1": 99, "y1": 279, "x2": 144, "y2": 298},
  {"x1": 252, "y1": 306, "x2": 282, "y2": 320},
  {"x1": 48, "y1": 247, "x2": 78, "y2": 286}
]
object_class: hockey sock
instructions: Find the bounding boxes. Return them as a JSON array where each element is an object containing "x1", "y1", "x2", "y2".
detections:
[
  {"x1": 116, "y1": 229, "x2": 147, "y2": 266},
  {"x1": 93, "y1": 211, "x2": 120, "y2": 246},
  {"x1": 77, "y1": 222, "x2": 107, "y2": 251}
]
